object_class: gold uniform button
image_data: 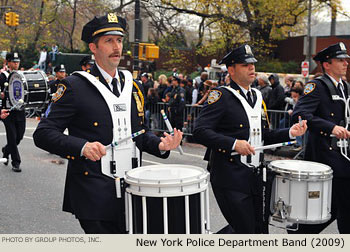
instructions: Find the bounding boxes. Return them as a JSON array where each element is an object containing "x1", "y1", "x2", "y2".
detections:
[
  {"x1": 84, "y1": 171, "x2": 89, "y2": 176},
  {"x1": 222, "y1": 150, "x2": 226, "y2": 153},
  {"x1": 331, "y1": 113, "x2": 334, "y2": 116},
  {"x1": 230, "y1": 158, "x2": 233, "y2": 162},
  {"x1": 320, "y1": 131, "x2": 323, "y2": 135},
  {"x1": 324, "y1": 133, "x2": 327, "y2": 136},
  {"x1": 240, "y1": 124, "x2": 243, "y2": 128},
  {"x1": 93, "y1": 122, "x2": 98, "y2": 127},
  {"x1": 218, "y1": 149, "x2": 222, "y2": 152},
  {"x1": 329, "y1": 147, "x2": 332, "y2": 151},
  {"x1": 67, "y1": 155, "x2": 70, "y2": 159}
]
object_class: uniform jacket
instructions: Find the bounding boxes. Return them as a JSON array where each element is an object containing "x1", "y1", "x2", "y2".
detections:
[
  {"x1": 33, "y1": 65, "x2": 170, "y2": 221},
  {"x1": 169, "y1": 86, "x2": 186, "y2": 115},
  {"x1": 193, "y1": 81, "x2": 290, "y2": 194},
  {"x1": 292, "y1": 75, "x2": 350, "y2": 178}
]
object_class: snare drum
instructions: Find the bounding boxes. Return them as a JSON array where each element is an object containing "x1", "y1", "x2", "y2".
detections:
[
  {"x1": 124, "y1": 164, "x2": 210, "y2": 234},
  {"x1": 268, "y1": 160, "x2": 333, "y2": 224},
  {"x1": 7, "y1": 71, "x2": 50, "y2": 110}
]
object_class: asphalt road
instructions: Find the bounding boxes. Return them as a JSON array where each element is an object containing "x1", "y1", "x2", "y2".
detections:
[{"x1": 0, "y1": 118, "x2": 338, "y2": 234}]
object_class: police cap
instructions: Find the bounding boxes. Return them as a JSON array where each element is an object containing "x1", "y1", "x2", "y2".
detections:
[
  {"x1": 313, "y1": 42, "x2": 350, "y2": 62},
  {"x1": 6, "y1": 52, "x2": 21, "y2": 62},
  {"x1": 81, "y1": 13, "x2": 126, "y2": 43},
  {"x1": 79, "y1": 55, "x2": 95, "y2": 66},
  {"x1": 219, "y1": 44, "x2": 257, "y2": 66},
  {"x1": 54, "y1": 64, "x2": 66, "y2": 73},
  {"x1": 141, "y1": 72, "x2": 148, "y2": 79}
]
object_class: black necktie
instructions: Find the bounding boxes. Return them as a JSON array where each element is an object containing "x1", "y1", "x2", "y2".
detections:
[
  {"x1": 111, "y1": 78, "x2": 120, "y2": 97},
  {"x1": 247, "y1": 90, "x2": 254, "y2": 107},
  {"x1": 338, "y1": 82, "x2": 345, "y2": 99}
]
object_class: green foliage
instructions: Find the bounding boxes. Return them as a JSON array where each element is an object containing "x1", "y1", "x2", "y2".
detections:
[{"x1": 255, "y1": 59, "x2": 300, "y2": 74}]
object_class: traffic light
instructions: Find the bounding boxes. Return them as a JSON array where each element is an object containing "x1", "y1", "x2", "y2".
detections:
[
  {"x1": 13, "y1": 13, "x2": 19, "y2": 26},
  {"x1": 5, "y1": 12, "x2": 12, "y2": 26},
  {"x1": 4, "y1": 12, "x2": 19, "y2": 27}
]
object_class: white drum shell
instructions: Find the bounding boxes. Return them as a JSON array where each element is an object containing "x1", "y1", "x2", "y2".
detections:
[
  {"x1": 125, "y1": 164, "x2": 209, "y2": 197},
  {"x1": 269, "y1": 160, "x2": 333, "y2": 224}
]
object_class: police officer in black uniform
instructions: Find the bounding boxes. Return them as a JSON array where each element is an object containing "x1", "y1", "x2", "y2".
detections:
[
  {"x1": 193, "y1": 44, "x2": 307, "y2": 233},
  {"x1": 33, "y1": 13, "x2": 182, "y2": 234},
  {"x1": 49, "y1": 64, "x2": 66, "y2": 94},
  {"x1": 1, "y1": 52, "x2": 26, "y2": 172},
  {"x1": 291, "y1": 42, "x2": 350, "y2": 234},
  {"x1": 168, "y1": 74, "x2": 186, "y2": 131},
  {"x1": 79, "y1": 55, "x2": 95, "y2": 71}
]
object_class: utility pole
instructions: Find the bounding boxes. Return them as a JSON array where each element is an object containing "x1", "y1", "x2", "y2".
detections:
[
  {"x1": 133, "y1": 0, "x2": 141, "y2": 79},
  {"x1": 306, "y1": 0, "x2": 312, "y2": 82}
]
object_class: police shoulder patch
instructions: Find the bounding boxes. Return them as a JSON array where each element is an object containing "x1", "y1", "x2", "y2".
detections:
[
  {"x1": 208, "y1": 90, "x2": 222, "y2": 104},
  {"x1": 52, "y1": 84, "x2": 67, "y2": 103},
  {"x1": 304, "y1": 82, "x2": 316, "y2": 95}
]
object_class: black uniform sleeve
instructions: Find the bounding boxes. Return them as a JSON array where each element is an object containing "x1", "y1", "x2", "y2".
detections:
[
  {"x1": 292, "y1": 82, "x2": 335, "y2": 135},
  {"x1": 193, "y1": 90, "x2": 236, "y2": 156},
  {"x1": 33, "y1": 80, "x2": 87, "y2": 158}
]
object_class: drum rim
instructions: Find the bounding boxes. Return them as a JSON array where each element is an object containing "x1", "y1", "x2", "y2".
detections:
[
  {"x1": 7, "y1": 70, "x2": 49, "y2": 110},
  {"x1": 268, "y1": 160, "x2": 333, "y2": 179},
  {"x1": 125, "y1": 165, "x2": 209, "y2": 192},
  {"x1": 286, "y1": 213, "x2": 332, "y2": 224}
]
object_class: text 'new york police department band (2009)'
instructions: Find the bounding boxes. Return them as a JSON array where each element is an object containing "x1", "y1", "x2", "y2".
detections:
[{"x1": 1, "y1": 12, "x2": 350, "y2": 234}]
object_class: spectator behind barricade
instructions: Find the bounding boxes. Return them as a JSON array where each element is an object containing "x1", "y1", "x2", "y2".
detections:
[
  {"x1": 163, "y1": 92, "x2": 171, "y2": 103},
  {"x1": 141, "y1": 72, "x2": 152, "y2": 127},
  {"x1": 30, "y1": 61, "x2": 40, "y2": 70},
  {"x1": 191, "y1": 81, "x2": 199, "y2": 105},
  {"x1": 267, "y1": 73, "x2": 285, "y2": 110},
  {"x1": 218, "y1": 66, "x2": 227, "y2": 86},
  {"x1": 197, "y1": 72, "x2": 209, "y2": 102},
  {"x1": 194, "y1": 80, "x2": 217, "y2": 106},
  {"x1": 284, "y1": 75, "x2": 295, "y2": 97},
  {"x1": 162, "y1": 76, "x2": 173, "y2": 100},
  {"x1": 256, "y1": 73, "x2": 272, "y2": 105},
  {"x1": 157, "y1": 74, "x2": 168, "y2": 100},
  {"x1": 147, "y1": 73, "x2": 154, "y2": 87},
  {"x1": 147, "y1": 88, "x2": 160, "y2": 130},
  {"x1": 49, "y1": 44, "x2": 59, "y2": 62},
  {"x1": 185, "y1": 78, "x2": 194, "y2": 104},
  {"x1": 293, "y1": 80, "x2": 304, "y2": 90},
  {"x1": 38, "y1": 46, "x2": 48, "y2": 73}
]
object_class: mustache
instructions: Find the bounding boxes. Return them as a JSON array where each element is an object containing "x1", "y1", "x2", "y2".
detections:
[{"x1": 109, "y1": 53, "x2": 121, "y2": 57}]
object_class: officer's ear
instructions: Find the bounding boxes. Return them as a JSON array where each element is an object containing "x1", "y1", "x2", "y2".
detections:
[{"x1": 89, "y1": 43, "x2": 97, "y2": 55}]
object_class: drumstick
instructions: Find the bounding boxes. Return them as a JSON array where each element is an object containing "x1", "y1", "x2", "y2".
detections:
[
  {"x1": 231, "y1": 140, "x2": 297, "y2": 156},
  {"x1": 9, "y1": 99, "x2": 24, "y2": 111},
  {"x1": 106, "y1": 129, "x2": 145, "y2": 149},
  {"x1": 160, "y1": 109, "x2": 184, "y2": 155},
  {"x1": 298, "y1": 116, "x2": 303, "y2": 127}
]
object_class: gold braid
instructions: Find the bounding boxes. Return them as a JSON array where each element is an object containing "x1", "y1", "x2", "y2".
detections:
[
  {"x1": 262, "y1": 99, "x2": 270, "y2": 127},
  {"x1": 133, "y1": 81, "x2": 144, "y2": 108}
]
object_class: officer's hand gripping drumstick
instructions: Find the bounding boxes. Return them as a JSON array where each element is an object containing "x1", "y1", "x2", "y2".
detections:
[
  {"x1": 105, "y1": 129, "x2": 145, "y2": 198},
  {"x1": 160, "y1": 109, "x2": 184, "y2": 155}
]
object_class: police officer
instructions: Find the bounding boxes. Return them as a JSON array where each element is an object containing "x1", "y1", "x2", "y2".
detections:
[
  {"x1": 33, "y1": 13, "x2": 182, "y2": 234},
  {"x1": 168, "y1": 74, "x2": 186, "y2": 131},
  {"x1": 79, "y1": 55, "x2": 95, "y2": 71},
  {"x1": 193, "y1": 44, "x2": 307, "y2": 233},
  {"x1": 0, "y1": 52, "x2": 26, "y2": 172},
  {"x1": 291, "y1": 42, "x2": 350, "y2": 234},
  {"x1": 49, "y1": 64, "x2": 66, "y2": 94}
]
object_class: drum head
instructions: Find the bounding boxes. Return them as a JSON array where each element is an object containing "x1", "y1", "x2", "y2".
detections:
[
  {"x1": 125, "y1": 164, "x2": 209, "y2": 197},
  {"x1": 8, "y1": 71, "x2": 25, "y2": 107},
  {"x1": 268, "y1": 160, "x2": 332, "y2": 180}
]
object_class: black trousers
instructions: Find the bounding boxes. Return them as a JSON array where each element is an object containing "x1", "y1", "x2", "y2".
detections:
[
  {"x1": 288, "y1": 178, "x2": 350, "y2": 234},
  {"x1": 2, "y1": 112, "x2": 26, "y2": 166},
  {"x1": 212, "y1": 186, "x2": 265, "y2": 234},
  {"x1": 78, "y1": 219, "x2": 127, "y2": 234}
]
